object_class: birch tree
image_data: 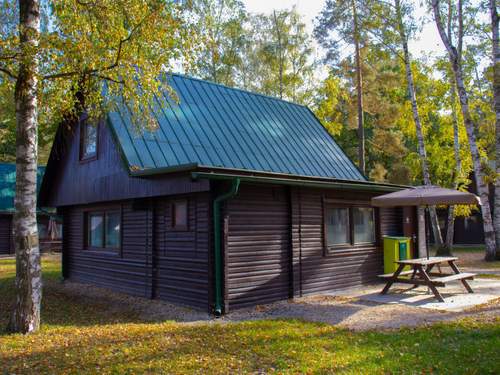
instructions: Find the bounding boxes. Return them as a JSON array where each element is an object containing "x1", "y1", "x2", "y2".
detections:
[
  {"x1": 432, "y1": 0, "x2": 498, "y2": 260},
  {"x1": 394, "y1": 0, "x2": 444, "y2": 247},
  {"x1": 246, "y1": 8, "x2": 315, "y2": 104},
  {"x1": 444, "y1": 82, "x2": 463, "y2": 251},
  {"x1": 0, "y1": 0, "x2": 192, "y2": 333},
  {"x1": 490, "y1": 0, "x2": 500, "y2": 258},
  {"x1": 186, "y1": 0, "x2": 247, "y2": 86}
]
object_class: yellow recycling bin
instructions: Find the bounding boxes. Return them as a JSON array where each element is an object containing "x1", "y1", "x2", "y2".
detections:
[{"x1": 383, "y1": 236, "x2": 412, "y2": 274}]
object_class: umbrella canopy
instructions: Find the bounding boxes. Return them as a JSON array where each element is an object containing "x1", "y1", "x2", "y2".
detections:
[{"x1": 371, "y1": 185, "x2": 480, "y2": 207}]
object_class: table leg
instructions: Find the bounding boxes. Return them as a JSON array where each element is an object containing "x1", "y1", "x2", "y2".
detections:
[
  {"x1": 416, "y1": 265, "x2": 445, "y2": 302},
  {"x1": 448, "y1": 261, "x2": 474, "y2": 293},
  {"x1": 409, "y1": 268, "x2": 419, "y2": 289},
  {"x1": 381, "y1": 263, "x2": 406, "y2": 295}
]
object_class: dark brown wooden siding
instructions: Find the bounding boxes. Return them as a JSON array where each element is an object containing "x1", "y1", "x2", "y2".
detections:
[
  {"x1": 41, "y1": 118, "x2": 209, "y2": 208},
  {"x1": 290, "y1": 187, "x2": 401, "y2": 297},
  {"x1": 224, "y1": 184, "x2": 290, "y2": 310},
  {"x1": 379, "y1": 207, "x2": 403, "y2": 236},
  {"x1": 64, "y1": 201, "x2": 153, "y2": 297},
  {"x1": 153, "y1": 194, "x2": 210, "y2": 309},
  {"x1": 62, "y1": 193, "x2": 211, "y2": 310},
  {"x1": 0, "y1": 215, "x2": 12, "y2": 255}
]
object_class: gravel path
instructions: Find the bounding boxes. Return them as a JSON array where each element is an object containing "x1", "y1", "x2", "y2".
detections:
[{"x1": 59, "y1": 280, "x2": 500, "y2": 331}]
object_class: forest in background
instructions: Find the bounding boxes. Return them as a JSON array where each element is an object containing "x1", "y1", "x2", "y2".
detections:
[
  {"x1": 0, "y1": 0, "x2": 493, "y2": 189},
  {"x1": 179, "y1": 0, "x2": 493, "y2": 191}
]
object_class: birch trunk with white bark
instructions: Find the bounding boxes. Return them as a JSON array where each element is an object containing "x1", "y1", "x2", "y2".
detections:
[
  {"x1": 395, "y1": 0, "x2": 443, "y2": 247},
  {"x1": 490, "y1": 0, "x2": 500, "y2": 259},
  {"x1": 433, "y1": 0, "x2": 497, "y2": 260},
  {"x1": 7, "y1": 0, "x2": 42, "y2": 334},
  {"x1": 444, "y1": 82, "x2": 461, "y2": 253}
]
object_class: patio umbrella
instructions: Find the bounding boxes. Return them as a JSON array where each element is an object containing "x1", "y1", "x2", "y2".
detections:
[
  {"x1": 371, "y1": 185, "x2": 481, "y2": 259},
  {"x1": 371, "y1": 185, "x2": 481, "y2": 207}
]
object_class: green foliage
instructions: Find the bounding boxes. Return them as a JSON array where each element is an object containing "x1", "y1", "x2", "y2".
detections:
[
  {"x1": 244, "y1": 7, "x2": 316, "y2": 105},
  {"x1": 185, "y1": 0, "x2": 247, "y2": 86},
  {"x1": 0, "y1": 0, "x2": 194, "y2": 158}
]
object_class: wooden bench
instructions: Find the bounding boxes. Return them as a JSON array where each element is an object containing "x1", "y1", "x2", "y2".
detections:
[
  {"x1": 432, "y1": 272, "x2": 475, "y2": 284},
  {"x1": 378, "y1": 270, "x2": 415, "y2": 278}
]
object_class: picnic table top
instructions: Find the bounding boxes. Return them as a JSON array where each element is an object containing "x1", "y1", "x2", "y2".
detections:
[{"x1": 396, "y1": 256, "x2": 458, "y2": 266}]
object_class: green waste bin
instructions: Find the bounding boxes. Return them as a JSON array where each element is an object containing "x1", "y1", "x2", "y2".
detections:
[{"x1": 383, "y1": 236, "x2": 412, "y2": 274}]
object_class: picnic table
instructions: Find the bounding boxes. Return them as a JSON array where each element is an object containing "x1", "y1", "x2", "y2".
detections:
[{"x1": 379, "y1": 257, "x2": 476, "y2": 302}]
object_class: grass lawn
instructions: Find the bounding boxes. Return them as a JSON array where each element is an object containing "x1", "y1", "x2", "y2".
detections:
[{"x1": 1, "y1": 256, "x2": 500, "y2": 374}]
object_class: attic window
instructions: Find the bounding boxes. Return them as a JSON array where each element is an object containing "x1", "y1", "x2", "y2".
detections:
[{"x1": 80, "y1": 119, "x2": 98, "y2": 161}]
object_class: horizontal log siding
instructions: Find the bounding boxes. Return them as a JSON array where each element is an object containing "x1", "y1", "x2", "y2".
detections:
[
  {"x1": 379, "y1": 207, "x2": 403, "y2": 236},
  {"x1": 42, "y1": 118, "x2": 209, "y2": 208},
  {"x1": 64, "y1": 201, "x2": 153, "y2": 297},
  {"x1": 0, "y1": 215, "x2": 12, "y2": 255},
  {"x1": 153, "y1": 194, "x2": 210, "y2": 310},
  {"x1": 292, "y1": 187, "x2": 402, "y2": 297},
  {"x1": 225, "y1": 184, "x2": 290, "y2": 309}
]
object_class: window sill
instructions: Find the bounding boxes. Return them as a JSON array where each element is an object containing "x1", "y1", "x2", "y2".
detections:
[
  {"x1": 79, "y1": 155, "x2": 97, "y2": 164},
  {"x1": 325, "y1": 243, "x2": 379, "y2": 255},
  {"x1": 84, "y1": 248, "x2": 120, "y2": 257}
]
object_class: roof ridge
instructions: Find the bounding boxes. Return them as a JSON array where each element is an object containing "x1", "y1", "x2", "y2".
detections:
[{"x1": 168, "y1": 72, "x2": 309, "y2": 110}]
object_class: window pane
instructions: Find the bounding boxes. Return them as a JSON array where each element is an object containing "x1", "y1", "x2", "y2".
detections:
[
  {"x1": 173, "y1": 200, "x2": 188, "y2": 228},
  {"x1": 326, "y1": 208, "x2": 349, "y2": 246},
  {"x1": 353, "y1": 207, "x2": 375, "y2": 244},
  {"x1": 105, "y1": 212, "x2": 121, "y2": 248},
  {"x1": 82, "y1": 122, "x2": 97, "y2": 158},
  {"x1": 89, "y1": 214, "x2": 103, "y2": 247}
]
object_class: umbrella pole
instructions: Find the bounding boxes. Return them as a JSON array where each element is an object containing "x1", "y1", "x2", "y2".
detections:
[{"x1": 425, "y1": 206, "x2": 430, "y2": 259}]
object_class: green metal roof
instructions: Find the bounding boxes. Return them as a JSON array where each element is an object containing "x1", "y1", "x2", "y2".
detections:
[
  {"x1": 108, "y1": 74, "x2": 366, "y2": 181},
  {"x1": 0, "y1": 163, "x2": 46, "y2": 212}
]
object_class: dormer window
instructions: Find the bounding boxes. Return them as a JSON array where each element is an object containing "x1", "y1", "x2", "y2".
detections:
[{"x1": 80, "y1": 119, "x2": 98, "y2": 161}]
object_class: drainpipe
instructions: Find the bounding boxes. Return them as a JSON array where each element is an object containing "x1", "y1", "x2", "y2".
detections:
[{"x1": 213, "y1": 178, "x2": 240, "y2": 317}]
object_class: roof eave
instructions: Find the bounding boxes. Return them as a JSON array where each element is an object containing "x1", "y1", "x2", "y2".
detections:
[
  {"x1": 130, "y1": 164, "x2": 408, "y2": 192},
  {"x1": 190, "y1": 169, "x2": 407, "y2": 192}
]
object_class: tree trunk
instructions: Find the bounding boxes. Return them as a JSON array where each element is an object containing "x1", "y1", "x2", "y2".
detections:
[
  {"x1": 352, "y1": 0, "x2": 365, "y2": 174},
  {"x1": 273, "y1": 10, "x2": 284, "y2": 99},
  {"x1": 433, "y1": 0, "x2": 497, "y2": 260},
  {"x1": 395, "y1": 0, "x2": 443, "y2": 247},
  {"x1": 491, "y1": 0, "x2": 500, "y2": 259},
  {"x1": 444, "y1": 81, "x2": 462, "y2": 251},
  {"x1": 444, "y1": 82, "x2": 461, "y2": 253},
  {"x1": 7, "y1": 0, "x2": 41, "y2": 334}
]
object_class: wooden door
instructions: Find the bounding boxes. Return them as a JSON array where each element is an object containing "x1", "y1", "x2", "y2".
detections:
[{"x1": 403, "y1": 207, "x2": 417, "y2": 258}]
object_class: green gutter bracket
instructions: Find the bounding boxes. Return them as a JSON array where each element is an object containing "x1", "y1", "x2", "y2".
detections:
[{"x1": 213, "y1": 178, "x2": 240, "y2": 317}]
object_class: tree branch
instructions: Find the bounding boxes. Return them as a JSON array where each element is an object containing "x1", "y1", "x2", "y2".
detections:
[
  {"x1": 432, "y1": 0, "x2": 458, "y2": 61},
  {"x1": 0, "y1": 66, "x2": 17, "y2": 79},
  {"x1": 0, "y1": 53, "x2": 18, "y2": 60},
  {"x1": 43, "y1": 6, "x2": 159, "y2": 80}
]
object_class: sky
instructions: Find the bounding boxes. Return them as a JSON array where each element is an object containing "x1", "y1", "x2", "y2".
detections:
[{"x1": 243, "y1": 0, "x2": 446, "y2": 58}]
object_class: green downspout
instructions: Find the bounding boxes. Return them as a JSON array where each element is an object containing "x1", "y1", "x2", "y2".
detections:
[{"x1": 213, "y1": 178, "x2": 240, "y2": 317}]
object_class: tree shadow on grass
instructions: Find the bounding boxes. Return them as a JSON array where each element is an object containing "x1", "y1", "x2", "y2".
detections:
[{"x1": 1, "y1": 318, "x2": 499, "y2": 374}]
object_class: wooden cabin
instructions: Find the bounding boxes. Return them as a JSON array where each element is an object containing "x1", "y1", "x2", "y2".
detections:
[
  {"x1": 39, "y1": 74, "x2": 413, "y2": 315},
  {"x1": 0, "y1": 163, "x2": 62, "y2": 255}
]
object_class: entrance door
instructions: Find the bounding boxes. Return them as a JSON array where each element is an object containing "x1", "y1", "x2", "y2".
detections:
[{"x1": 403, "y1": 207, "x2": 417, "y2": 258}]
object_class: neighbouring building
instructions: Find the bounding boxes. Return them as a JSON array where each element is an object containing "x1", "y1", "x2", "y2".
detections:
[
  {"x1": 39, "y1": 74, "x2": 414, "y2": 315},
  {"x1": 0, "y1": 163, "x2": 62, "y2": 255}
]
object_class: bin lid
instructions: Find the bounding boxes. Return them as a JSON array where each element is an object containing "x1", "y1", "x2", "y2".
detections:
[{"x1": 383, "y1": 236, "x2": 410, "y2": 241}]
